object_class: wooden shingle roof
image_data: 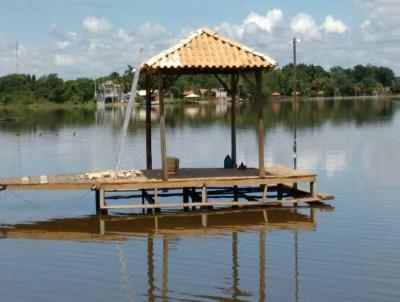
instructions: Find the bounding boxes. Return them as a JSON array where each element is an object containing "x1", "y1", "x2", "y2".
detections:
[{"x1": 142, "y1": 27, "x2": 277, "y2": 74}]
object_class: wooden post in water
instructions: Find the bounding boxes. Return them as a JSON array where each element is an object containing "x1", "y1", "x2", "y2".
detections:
[
  {"x1": 255, "y1": 69, "x2": 265, "y2": 177},
  {"x1": 147, "y1": 233, "x2": 155, "y2": 300},
  {"x1": 162, "y1": 235, "x2": 169, "y2": 302},
  {"x1": 311, "y1": 207, "x2": 317, "y2": 223},
  {"x1": 95, "y1": 188, "x2": 108, "y2": 215},
  {"x1": 158, "y1": 72, "x2": 168, "y2": 181},
  {"x1": 231, "y1": 73, "x2": 238, "y2": 167},
  {"x1": 232, "y1": 232, "x2": 239, "y2": 299},
  {"x1": 145, "y1": 74, "x2": 152, "y2": 170},
  {"x1": 183, "y1": 188, "x2": 189, "y2": 211},
  {"x1": 277, "y1": 184, "x2": 283, "y2": 200},
  {"x1": 95, "y1": 189, "x2": 100, "y2": 213}
]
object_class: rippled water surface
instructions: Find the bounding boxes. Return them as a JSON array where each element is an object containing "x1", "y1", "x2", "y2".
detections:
[{"x1": 0, "y1": 99, "x2": 399, "y2": 301}]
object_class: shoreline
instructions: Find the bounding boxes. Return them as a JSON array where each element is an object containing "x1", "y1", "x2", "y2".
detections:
[{"x1": 1, "y1": 94, "x2": 399, "y2": 111}]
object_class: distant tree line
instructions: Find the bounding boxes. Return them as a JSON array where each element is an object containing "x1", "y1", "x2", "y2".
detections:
[
  {"x1": 1, "y1": 64, "x2": 399, "y2": 105},
  {"x1": 260, "y1": 64, "x2": 400, "y2": 97},
  {"x1": 0, "y1": 74, "x2": 95, "y2": 105}
]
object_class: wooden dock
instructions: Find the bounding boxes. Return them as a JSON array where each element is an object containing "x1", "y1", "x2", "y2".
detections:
[{"x1": 0, "y1": 166, "x2": 334, "y2": 214}]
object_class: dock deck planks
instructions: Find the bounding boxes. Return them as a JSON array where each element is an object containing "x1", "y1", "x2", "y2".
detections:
[
  {"x1": 0, "y1": 166, "x2": 333, "y2": 212},
  {"x1": 0, "y1": 166, "x2": 316, "y2": 191}
]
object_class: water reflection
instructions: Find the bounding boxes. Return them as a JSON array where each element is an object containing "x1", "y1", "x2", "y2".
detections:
[
  {"x1": 0, "y1": 99, "x2": 397, "y2": 134},
  {"x1": 0, "y1": 206, "x2": 333, "y2": 301}
]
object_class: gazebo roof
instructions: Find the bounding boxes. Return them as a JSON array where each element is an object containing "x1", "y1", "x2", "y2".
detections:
[{"x1": 142, "y1": 27, "x2": 277, "y2": 74}]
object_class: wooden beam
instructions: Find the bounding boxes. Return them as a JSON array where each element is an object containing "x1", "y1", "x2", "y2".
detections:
[
  {"x1": 214, "y1": 74, "x2": 231, "y2": 94},
  {"x1": 143, "y1": 66, "x2": 270, "y2": 76},
  {"x1": 231, "y1": 73, "x2": 238, "y2": 167},
  {"x1": 262, "y1": 185, "x2": 268, "y2": 202},
  {"x1": 158, "y1": 72, "x2": 168, "y2": 181},
  {"x1": 145, "y1": 74, "x2": 152, "y2": 170},
  {"x1": 143, "y1": 190, "x2": 155, "y2": 204},
  {"x1": 255, "y1": 69, "x2": 265, "y2": 177}
]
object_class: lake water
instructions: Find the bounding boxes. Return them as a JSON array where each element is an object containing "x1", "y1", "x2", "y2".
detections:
[{"x1": 0, "y1": 98, "x2": 399, "y2": 301}]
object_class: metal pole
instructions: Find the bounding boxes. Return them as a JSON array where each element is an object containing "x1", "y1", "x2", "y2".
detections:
[
  {"x1": 293, "y1": 37, "x2": 297, "y2": 171},
  {"x1": 145, "y1": 74, "x2": 152, "y2": 170}
]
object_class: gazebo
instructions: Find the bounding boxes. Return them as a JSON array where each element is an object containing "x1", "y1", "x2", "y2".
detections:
[
  {"x1": 141, "y1": 27, "x2": 277, "y2": 180},
  {"x1": 0, "y1": 28, "x2": 332, "y2": 213}
]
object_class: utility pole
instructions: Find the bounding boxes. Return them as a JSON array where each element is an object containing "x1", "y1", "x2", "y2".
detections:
[{"x1": 293, "y1": 37, "x2": 298, "y2": 170}]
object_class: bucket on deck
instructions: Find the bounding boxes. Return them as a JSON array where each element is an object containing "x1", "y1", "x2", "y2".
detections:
[{"x1": 167, "y1": 157, "x2": 179, "y2": 174}]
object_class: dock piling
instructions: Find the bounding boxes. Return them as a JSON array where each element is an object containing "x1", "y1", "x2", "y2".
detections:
[
  {"x1": 95, "y1": 189, "x2": 108, "y2": 215},
  {"x1": 255, "y1": 69, "x2": 265, "y2": 178},
  {"x1": 183, "y1": 188, "x2": 189, "y2": 211},
  {"x1": 145, "y1": 74, "x2": 152, "y2": 170}
]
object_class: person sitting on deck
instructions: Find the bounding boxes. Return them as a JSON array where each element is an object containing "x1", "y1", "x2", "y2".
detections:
[{"x1": 224, "y1": 155, "x2": 233, "y2": 168}]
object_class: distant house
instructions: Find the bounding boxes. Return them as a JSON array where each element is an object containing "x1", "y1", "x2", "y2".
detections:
[
  {"x1": 213, "y1": 88, "x2": 228, "y2": 99},
  {"x1": 182, "y1": 90, "x2": 194, "y2": 97},
  {"x1": 127, "y1": 89, "x2": 160, "y2": 103},
  {"x1": 137, "y1": 90, "x2": 147, "y2": 97},
  {"x1": 96, "y1": 80, "x2": 125, "y2": 104},
  {"x1": 184, "y1": 93, "x2": 200, "y2": 99}
]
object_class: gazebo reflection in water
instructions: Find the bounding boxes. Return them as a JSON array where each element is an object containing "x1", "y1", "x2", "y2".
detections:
[{"x1": 1, "y1": 205, "x2": 333, "y2": 301}]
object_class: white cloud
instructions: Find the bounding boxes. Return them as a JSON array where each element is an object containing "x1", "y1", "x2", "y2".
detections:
[
  {"x1": 82, "y1": 16, "x2": 112, "y2": 34},
  {"x1": 216, "y1": 8, "x2": 283, "y2": 38},
  {"x1": 54, "y1": 54, "x2": 76, "y2": 66},
  {"x1": 290, "y1": 13, "x2": 321, "y2": 40},
  {"x1": 322, "y1": 16, "x2": 348, "y2": 34},
  {"x1": 117, "y1": 29, "x2": 133, "y2": 43},
  {"x1": 243, "y1": 9, "x2": 283, "y2": 33},
  {"x1": 215, "y1": 22, "x2": 243, "y2": 39},
  {"x1": 1, "y1": 3, "x2": 400, "y2": 79},
  {"x1": 48, "y1": 22, "x2": 173, "y2": 77},
  {"x1": 360, "y1": 19, "x2": 371, "y2": 31},
  {"x1": 356, "y1": 0, "x2": 400, "y2": 41},
  {"x1": 56, "y1": 41, "x2": 71, "y2": 49}
]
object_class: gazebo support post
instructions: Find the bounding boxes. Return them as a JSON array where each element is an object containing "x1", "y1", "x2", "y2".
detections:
[
  {"x1": 145, "y1": 74, "x2": 152, "y2": 170},
  {"x1": 255, "y1": 69, "x2": 265, "y2": 177},
  {"x1": 158, "y1": 72, "x2": 168, "y2": 181},
  {"x1": 231, "y1": 73, "x2": 238, "y2": 167}
]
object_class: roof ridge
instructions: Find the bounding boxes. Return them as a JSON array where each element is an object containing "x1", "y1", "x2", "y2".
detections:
[
  {"x1": 200, "y1": 28, "x2": 277, "y2": 66},
  {"x1": 142, "y1": 26, "x2": 277, "y2": 70},
  {"x1": 143, "y1": 29, "x2": 202, "y2": 67}
]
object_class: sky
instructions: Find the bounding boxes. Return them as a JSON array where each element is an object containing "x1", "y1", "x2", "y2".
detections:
[{"x1": 0, "y1": 0, "x2": 399, "y2": 79}]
